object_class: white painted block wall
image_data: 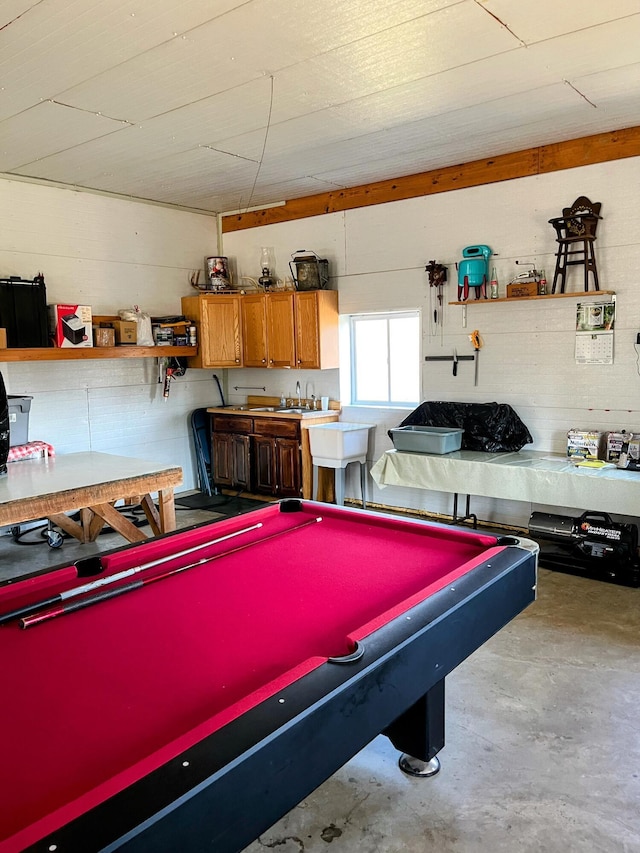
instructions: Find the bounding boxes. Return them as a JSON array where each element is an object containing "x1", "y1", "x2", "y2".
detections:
[
  {"x1": 0, "y1": 178, "x2": 220, "y2": 494},
  {"x1": 223, "y1": 157, "x2": 640, "y2": 528}
]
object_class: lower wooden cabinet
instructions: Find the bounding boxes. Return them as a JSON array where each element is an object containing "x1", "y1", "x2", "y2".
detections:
[
  {"x1": 211, "y1": 415, "x2": 252, "y2": 490},
  {"x1": 211, "y1": 414, "x2": 301, "y2": 497},
  {"x1": 253, "y1": 436, "x2": 301, "y2": 497},
  {"x1": 211, "y1": 433, "x2": 251, "y2": 490}
]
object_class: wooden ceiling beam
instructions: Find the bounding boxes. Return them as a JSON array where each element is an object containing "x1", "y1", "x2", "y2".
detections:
[{"x1": 221, "y1": 125, "x2": 640, "y2": 233}]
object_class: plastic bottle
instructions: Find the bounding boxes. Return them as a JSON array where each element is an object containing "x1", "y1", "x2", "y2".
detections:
[{"x1": 490, "y1": 267, "x2": 499, "y2": 299}]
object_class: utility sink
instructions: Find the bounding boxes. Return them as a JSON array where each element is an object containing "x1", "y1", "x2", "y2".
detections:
[
  {"x1": 276, "y1": 407, "x2": 308, "y2": 414},
  {"x1": 307, "y1": 422, "x2": 375, "y2": 462},
  {"x1": 249, "y1": 407, "x2": 277, "y2": 411}
]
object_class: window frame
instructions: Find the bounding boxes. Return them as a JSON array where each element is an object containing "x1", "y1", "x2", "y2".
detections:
[{"x1": 347, "y1": 309, "x2": 421, "y2": 408}]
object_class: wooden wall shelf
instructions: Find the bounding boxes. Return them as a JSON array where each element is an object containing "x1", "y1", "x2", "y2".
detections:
[
  {"x1": 0, "y1": 346, "x2": 196, "y2": 363},
  {"x1": 449, "y1": 290, "x2": 615, "y2": 306}
]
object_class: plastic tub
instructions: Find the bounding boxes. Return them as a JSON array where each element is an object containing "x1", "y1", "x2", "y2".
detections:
[
  {"x1": 8, "y1": 396, "x2": 32, "y2": 446},
  {"x1": 389, "y1": 425, "x2": 463, "y2": 455}
]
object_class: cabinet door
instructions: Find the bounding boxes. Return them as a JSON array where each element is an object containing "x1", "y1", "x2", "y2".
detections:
[
  {"x1": 182, "y1": 295, "x2": 243, "y2": 368},
  {"x1": 253, "y1": 436, "x2": 301, "y2": 496},
  {"x1": 275, "y1": 438, "x2": 302, "y2": 497},
  {"x1": 294, "y1": 290, "x2": 339, "y2": 369},
  {"x1": 212, "y1": 433, "x2": 233, "y2": 486},
  {"x1": 253, "y1": 435, "x2": 276, "y2": 494},
  {"x1": 213, "y1": 433, "x2": 250, "y2": 489},
  {"x1": 266, "y1": 292, "x2": 296, "y2": 368},
  {"x1": 241, "y1": 294, "x2": 268, "y2": 367},
  {"x1": 231, "y1": 434, "x2": 251, "y2": 489}
]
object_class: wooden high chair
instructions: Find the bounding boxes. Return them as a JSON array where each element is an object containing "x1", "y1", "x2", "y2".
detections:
[{"x1": 548, "y1": 196, "x2": 602, "y2": 293}]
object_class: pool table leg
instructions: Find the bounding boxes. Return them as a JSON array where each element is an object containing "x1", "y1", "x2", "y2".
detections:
[{"x1": 383, "y1": 679, "x2": 445, "y2": 777}]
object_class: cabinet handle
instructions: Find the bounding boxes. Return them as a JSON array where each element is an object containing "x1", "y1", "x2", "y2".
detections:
[{"x1": 262, "y1": 358, "x2": 266, "y2": 363}]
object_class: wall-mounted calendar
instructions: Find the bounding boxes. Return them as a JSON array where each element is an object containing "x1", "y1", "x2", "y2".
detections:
[{"x1": 575, "y1": 301, "x2": 615, "y2": 364}]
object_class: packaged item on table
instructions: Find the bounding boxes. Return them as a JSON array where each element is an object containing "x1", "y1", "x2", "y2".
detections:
[{"x1": 566, "y1": 429, "x2": 605, "y2": 461}]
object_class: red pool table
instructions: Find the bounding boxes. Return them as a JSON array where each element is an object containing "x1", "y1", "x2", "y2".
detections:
[{"x1": 0, "y1": 500, "x2": 538, "y2": 853}]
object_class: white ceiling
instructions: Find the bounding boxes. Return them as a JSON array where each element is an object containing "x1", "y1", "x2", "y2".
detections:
[{"x1": 2, "y1": 0, "x2": 640, "y2": 215}]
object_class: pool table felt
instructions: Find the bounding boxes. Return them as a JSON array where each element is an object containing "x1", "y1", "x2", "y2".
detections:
[{"x1": 0, "y1": 503, "x2": 502, "y2": 850}]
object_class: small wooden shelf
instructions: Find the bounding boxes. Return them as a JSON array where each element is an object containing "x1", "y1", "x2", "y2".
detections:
[
  {"x1": 449, "y1": 290, "x2": 615, "y2": 306},
  {"x1": 0, "y1": 346, "x2": 196, "y2": 363}
]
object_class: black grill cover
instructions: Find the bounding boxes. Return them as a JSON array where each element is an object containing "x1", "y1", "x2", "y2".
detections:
[
  {"x1": 0, "y1": 370, "x2": 9, "y2": 475},
  {"x1": 391, "y1": 401, "x2": 533, "y2": 453}
]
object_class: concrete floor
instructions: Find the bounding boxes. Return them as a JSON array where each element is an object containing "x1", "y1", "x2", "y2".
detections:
[
  {"x1": 245, "y1": 568, "x2": 640, "y2": 853},
  {"x1": 2, "y1": 507, "x2": 639, "y2": 852}
]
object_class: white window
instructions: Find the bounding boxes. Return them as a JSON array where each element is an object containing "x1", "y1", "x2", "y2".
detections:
[{"x1": 347, "y1": 311, "x2": 420, "y2": 407}]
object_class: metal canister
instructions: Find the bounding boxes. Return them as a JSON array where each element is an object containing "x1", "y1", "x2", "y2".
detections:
[{"x1": 205, "y1": 256, "x2": 231, "y2": 291}]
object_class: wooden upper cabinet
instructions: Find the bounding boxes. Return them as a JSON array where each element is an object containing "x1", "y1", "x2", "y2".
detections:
[
  {"x1": 266, "y1": 293, "x2": 297, "y2": 368},
  {"x1": 184, "y1": 289, "x2": 338, "y2": 370},
  {"x1": 295, "y1": 290, "x2": 339, "y2": 369},
  {"x1": 241, "y1": 294, "x2": 269, "y2": 367},
  {"x1": 242, "y1": 292, "x2": 296, "y2": 368},
  {"x1": 181, "y1": 294, "x2": 243, "y2": 368}
]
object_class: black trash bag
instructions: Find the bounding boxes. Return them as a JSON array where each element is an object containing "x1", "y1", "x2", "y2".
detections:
[
  {"x1": 0, "y1": 370, "x2": 9, "y2": 475},
  {"x1": 391, "y1": 401, "x2": 533, "y2": 453}
]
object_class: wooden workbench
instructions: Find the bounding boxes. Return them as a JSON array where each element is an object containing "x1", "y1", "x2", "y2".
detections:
[{"x1": 0, "y1": 452, "x2": 182, "y2": 544}]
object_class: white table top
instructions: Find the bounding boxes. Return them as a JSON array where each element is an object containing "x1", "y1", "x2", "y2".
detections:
[
  {"x1": 371, "y1": 448, "x2": 640, "y2": 516},
  {"x1": 0, "y1": 452, "x2": 182, "y2": 504}
]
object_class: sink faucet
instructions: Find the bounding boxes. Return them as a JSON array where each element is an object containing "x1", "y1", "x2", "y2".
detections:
[{"x1": 296, "y1": 380, "x2": 301, "y2": 408}]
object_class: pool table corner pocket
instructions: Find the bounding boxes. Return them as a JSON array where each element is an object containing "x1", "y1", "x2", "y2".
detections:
[{"x1": 328, "y1": 640, "x2": 365, "y2": 665}]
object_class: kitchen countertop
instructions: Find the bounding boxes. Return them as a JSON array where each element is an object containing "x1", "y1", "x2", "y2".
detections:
[{"x1": 207, "y1": 406, "x2": 336, "y2": 420}]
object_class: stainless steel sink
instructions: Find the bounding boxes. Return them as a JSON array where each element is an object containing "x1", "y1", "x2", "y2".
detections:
[
  {"x1": 276, "y1": 407, "x2": 308, "y2": 414},
  {"x1": 249, "y1": 406, "x2": 277, "y2": 411}
]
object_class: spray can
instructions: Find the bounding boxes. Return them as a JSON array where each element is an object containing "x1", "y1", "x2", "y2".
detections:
[{"x1": 490, "y1": 268, "x2": 499, "y2": 299}]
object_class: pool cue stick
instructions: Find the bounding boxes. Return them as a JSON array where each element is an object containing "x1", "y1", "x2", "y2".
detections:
[
  {"x1": 20, "y1": 516, "x2": 323, "y2": 629},
  {"x1": 0, "y1": 522, "x2": 264, "y2": 627}
]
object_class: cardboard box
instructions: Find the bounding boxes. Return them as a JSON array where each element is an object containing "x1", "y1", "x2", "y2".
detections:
[
  {"x1": 49, "y1": 304, "x2": 93, "y2": 347},
  {"x1": 507, "y1": 281, "x2": 539, "y2": 298},
  {"x1": 567, "y1": 429, "x2": 605, "y2": 461},
  {"x1": 112, "y1": 320, "x2": 137, "y2": 345},
  {"x1": 93, "y1": 326, "x2": 115, "y2": 347}
]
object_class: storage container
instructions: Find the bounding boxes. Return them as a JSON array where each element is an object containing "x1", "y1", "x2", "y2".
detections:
[
  {"x1": 8, "y1": 395, "x2": 32, "y2": 446},
  {"x1": 389, "y1": 425, "x2": 463, "y2": 455}
]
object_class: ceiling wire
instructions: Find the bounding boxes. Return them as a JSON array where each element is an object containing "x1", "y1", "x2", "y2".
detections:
[{"x1": 242, "y1": 74, "x2": 274, "y2": 213}]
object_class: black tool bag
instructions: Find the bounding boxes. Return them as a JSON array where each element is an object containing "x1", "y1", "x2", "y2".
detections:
[
  {"x1": 0, "y1": 370, "x2": 9, "y2": 475},
  {"x1": 0, "y1": 275, "x2": 49, "y2": 347},
  {"x1": 391, "y1": 401, "x2": 533, "y2": 453}
]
